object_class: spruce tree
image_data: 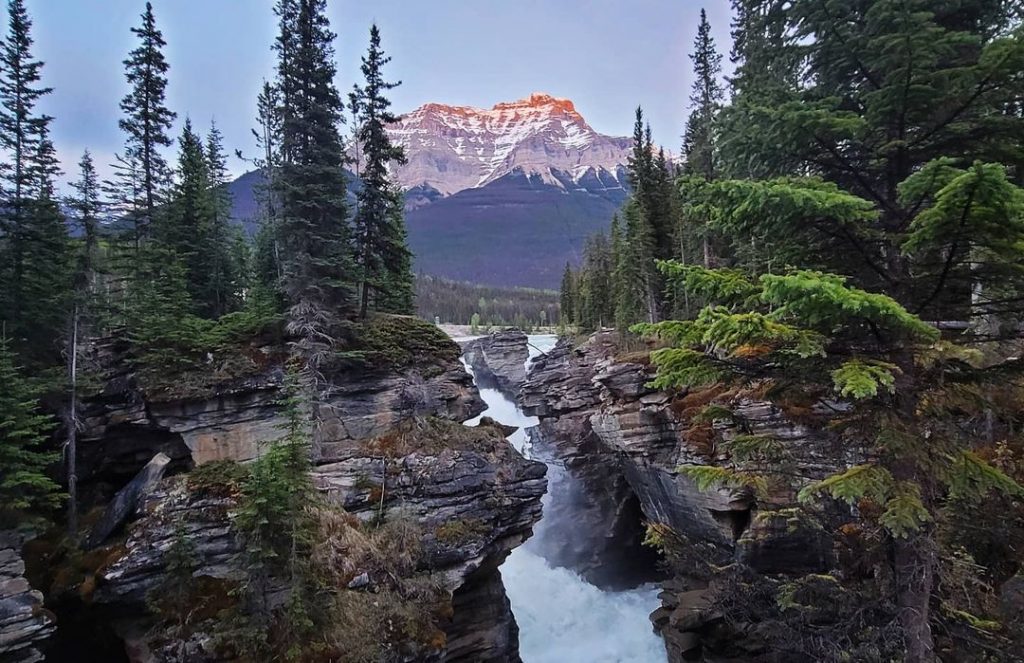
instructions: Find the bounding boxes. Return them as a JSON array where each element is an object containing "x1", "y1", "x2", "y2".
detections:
[
  {"x1": 205, "y1": 120, "x2": 244, "y2": 315},
  {"x1": 69, "y1": 151, "x2": 102, "y2": 295},
  {"x1": 648, "y1": 3, "x2": 1024, "y2": 657},
  {"x1": 162, "y1": 118, "x2": 239, "y2": 319},
  {"x1": 559, "y1": 262, "x2": 576, "y2": 326},
  {"x1": 272, "y1": 0, "x2": 355, "y2": 358},
  {"x1": 682, "y1": 9, "x2": 723, "y2": 180},
  {"x1": 616, "y1": 107, "x2": 663, "y2": 325},
  {"x1": 351, "y1": 24, "x2": 413, "y2": 317},
  {"x1": 0, "y1": 0, "x2": 66, "y2": 365},
  {"x1": 164, "y1": 119, "x2": 209, "y2": 307},
  {"x1": 65, "y1": 150, "x2": 105, "y2": 534},
  {"x1": 578, "y1": 232, "x2": 614, "y2": 331},
  {"x1": 681, "y1": 9, "x2": 724, "y2": 268},
  {"x1": 614, "y1": 199, "x2": 655, "y2": 329},
  {"x1": 251, "y1": 80, "x2": 282, "y2": 300},
  {"x1": 18, "y1": 126, "x2": 70, "y2": 369},
  {"x1": 118, "y1": 1, "x2": 175, "y2": 253},
  {"x1": 0, "y1": 334, "x2": 61, "y2": 527}
]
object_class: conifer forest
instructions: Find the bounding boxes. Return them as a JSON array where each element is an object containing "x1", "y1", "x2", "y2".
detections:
[{"x1": 0, "y1": 2, "x2": 1023, "y2": 662}]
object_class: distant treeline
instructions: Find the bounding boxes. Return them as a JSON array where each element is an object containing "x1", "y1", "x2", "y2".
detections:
[{"x1": 415, "y1": 275, "x2": 560, "y2": 329}]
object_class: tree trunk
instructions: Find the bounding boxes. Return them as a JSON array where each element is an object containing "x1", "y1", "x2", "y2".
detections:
[
  {"x1": 894, "y1": 532, "x2": 936, "y2": 662},
  {"x1": 65, "y1": 304, "x2": 79, "y2": 536}
]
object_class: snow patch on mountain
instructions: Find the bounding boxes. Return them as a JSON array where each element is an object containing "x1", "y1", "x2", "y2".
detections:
[{"x1": 383, "y1": 92, "x2": 631, "y2": 197}]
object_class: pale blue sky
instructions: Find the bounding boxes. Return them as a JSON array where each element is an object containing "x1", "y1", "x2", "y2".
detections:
[{"x1": 27, "y1": 0, "x2": 733, "y2": 186}]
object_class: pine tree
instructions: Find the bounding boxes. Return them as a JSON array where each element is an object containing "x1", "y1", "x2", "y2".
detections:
[
  {"x1": 0, "y1": 334, "x2": 61, "y2": 527},
  {"x1": 118, "y1": 1, "x2": 175, "y2": 253},
  {"x1": 205, "y1": 120, "x2": 242, "y2": 315},
  {"x1": 578, "y1": 232, "x2": 614, "y2": 331},
  {"x1": 0, "y1": 0, "x2": 67, "y2": 365},
  {"x1": 65, "y1": 150, "x2": 104, "y2": 534},
  {"x1": 164, "y1": 118, "x2": 209, "y2": 309},
  {"x1": 69, "y1": 151, "x2": 102, "y2": 295},
  {"x1": 272, "y1": 0, "x2": 355, "y2": 359},
  {"x1": 251, "y1": 80, "x2": 282, "y2": 299},
  {"x1": 651, "y1": 3, "x2": 1024, "y2": 649},
  {"x1": 17, "y1": 126, "x2": 70, "y2": 369},
  {"x1": 614, "y1": 199, "x2": 654, "y2": 329},
  {"x1": 681, "y1": 9, "x2": 724, "y2": 269},
  {"x1": 559, "y1": 262, "x2": 576, "y2": 326},
  {"x1": 351, "y1": 24, "x2": 413, "y2": 317},
  {"x1": 615, "y1": 107, "x2": 663, "y2": 325},
  {"x1": 682, "y1": 9, "x2": 723, "y2": 180}
]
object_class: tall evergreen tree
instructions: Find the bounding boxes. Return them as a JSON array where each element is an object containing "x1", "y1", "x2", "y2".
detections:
[
  {"x1": 18, "y1": 125, "x2": 70, "y2": 366},
  {"x1": 69, "y1": 151, "x2": 102, "y2": 295},
  {"x1": 650, "y1": 3, "x2": 1024, "y2": 659},
  {"x1": 559, "y1": 262, "x2": 576, "y2": 327},
  {"x1": 272, "y1": 0, "x2": 354, "y2": 358},
  {"x1": 351, "y1": 24, "x2": 413, "y2": 317},
  {"x1": 164, "y1": 118, "x2": 209, "y2": 307},
  {"x1": 160, "y1": 118, "x2": 242, "y2": 319},
  {"x1": 0, "y1": 0, "x2": 66, "y2": 364},
  {"x1": 615, "y1": 107, "x2": 664, "y2": 324},
  {"x1": 204, "y1": 120, "x2": 243, "y2": 316},
  {"x1": 118, "y1": 1, "x2": 175, "y2": 252},
  {"x1": 578, "y1": 232, "x2": 614, "y2": 331},
  {"x1": 681, "y1": 9, "x2": 724, "y2": 268},
  {"x1": 614, "y1": 199, "x2": 656, "y2": 328},
  {"x1": 251, "y1": 80, "x2": 282, "y2": 299},
  {"x1": 682, "y1": 9, "x2": 724, "y2": 181},
  {"x1": 64, "y1": 150, "x2": 104, "y2": 535}
]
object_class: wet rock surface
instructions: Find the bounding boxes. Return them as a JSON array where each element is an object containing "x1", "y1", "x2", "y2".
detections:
[
  {"x1": 461, "y1": 330, "x2": 530, "y2": 393},
  {"x1": 0, "y1": 532, "x2": 55, "y2": 663},
  {"x1": 521, "y1": 332, "x2": 854, "y2": 660}
]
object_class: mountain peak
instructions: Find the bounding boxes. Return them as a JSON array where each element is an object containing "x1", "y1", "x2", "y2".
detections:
[
  {"x1": 492, "y1": 92, "x2": 577, "y2": 114},
  {"x1": 385, "y1": 93, "x2": 630, "y2": 196}
]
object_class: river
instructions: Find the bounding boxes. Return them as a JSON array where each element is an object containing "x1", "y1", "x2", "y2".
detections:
[{"x1": 461, "y1": 334, "x2": 667, "y2": 663}]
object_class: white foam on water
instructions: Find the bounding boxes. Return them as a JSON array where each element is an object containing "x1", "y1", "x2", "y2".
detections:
[
  {"x1": 503, "y1": 551, "x2": 665, "y2": 663},
  {"x1": 461, "y1": 333, "x2": 667, "y2": 663}
]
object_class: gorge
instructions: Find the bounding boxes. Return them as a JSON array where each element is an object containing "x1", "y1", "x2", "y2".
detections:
[{"x1": 460, "y1": 333, "x2": 667, "y2": 663}]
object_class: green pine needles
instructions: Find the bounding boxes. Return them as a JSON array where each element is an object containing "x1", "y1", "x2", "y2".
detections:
[{"x1": 0, "y1": 336, "x2": 62, "y2": 527}]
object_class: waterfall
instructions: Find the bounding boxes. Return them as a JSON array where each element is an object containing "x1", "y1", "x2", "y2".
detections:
[{"x1": 462, "y1": 335, "x2": 667, "y2": 663}]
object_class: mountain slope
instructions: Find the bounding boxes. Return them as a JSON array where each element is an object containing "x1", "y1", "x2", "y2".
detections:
[
  {"x1": 230, "y1": 93, "x2": 629, "y2": 288},
  {"x1": 382, "y1": 93, "x2": 630, "y2": 196},
  {"x1": 406, "y1": 168, "x2": 626, "y2": 289}
]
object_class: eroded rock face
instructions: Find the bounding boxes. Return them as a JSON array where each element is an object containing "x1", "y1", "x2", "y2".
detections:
[
  {"x1": 88, "y1": 420, "x2": 544, "y2": 662},
  {"x1": 0, "y1": 531, "x2": 55, "y2": 663},
  {"x1": 77, "y1": 333, "x2": 485, "y2": 484},
  {"x1": 57, "y1": 323, "x2": 537, "y2": 662},
  {"x1": 521, "y1": 332, "x2": 851, "y2": 659},
  {"x1": 462, "y1": 330, "x2": 530, "y2": 393}
]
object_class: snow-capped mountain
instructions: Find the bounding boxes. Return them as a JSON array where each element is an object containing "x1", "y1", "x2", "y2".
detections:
[
  {"x1": 232, "y1": 93, "x2": 631, "y2": 289},
  {"x1": 379, "y1": 92, "x2": 631, "y2": 197}
]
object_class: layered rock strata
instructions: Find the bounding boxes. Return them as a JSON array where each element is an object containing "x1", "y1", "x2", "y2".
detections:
[
  {"x1": 0, "y1": 532, "x2": 55, "y2": 663},
  {"x1": 521, "y1": 332, "x2": 851, "y2": 659},
  {"x1": 35, "y1": 318, "x2": 544, "y2": 662},
  {"x1": 461, "y1": 330, "x2": 530, "y2": 393}
]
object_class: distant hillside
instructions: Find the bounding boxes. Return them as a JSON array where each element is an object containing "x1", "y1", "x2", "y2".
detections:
[
  {"x1": 228, "y1": 92, "x2": 629, "y2": 288},
  {"x1": 405, "y1": 169, "x2": 625, "y2": 289},
  {"x1": 415, "y1": 274, "x2": 559, "y2": 327}
]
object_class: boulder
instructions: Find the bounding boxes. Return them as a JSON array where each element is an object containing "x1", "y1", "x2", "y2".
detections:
[
  {"x1": 84, "y1": 453, "x2": 171, "y2": 550},
  {"x1": 462, "y1": 330, "x2": 530, "y2": 393}
]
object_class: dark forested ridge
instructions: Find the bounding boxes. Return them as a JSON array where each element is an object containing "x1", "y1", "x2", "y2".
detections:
[
  {"x1": 229, "y1": 165, "x2": 628, "y2": 289},
  {"x1": 415, "y1": 274, "x2": 559, "y2": 329}
]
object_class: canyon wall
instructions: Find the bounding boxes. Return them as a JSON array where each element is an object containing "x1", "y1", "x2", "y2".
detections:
[{"x1": 8, "y1": 318, "x2": 545, "y2": 663}]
